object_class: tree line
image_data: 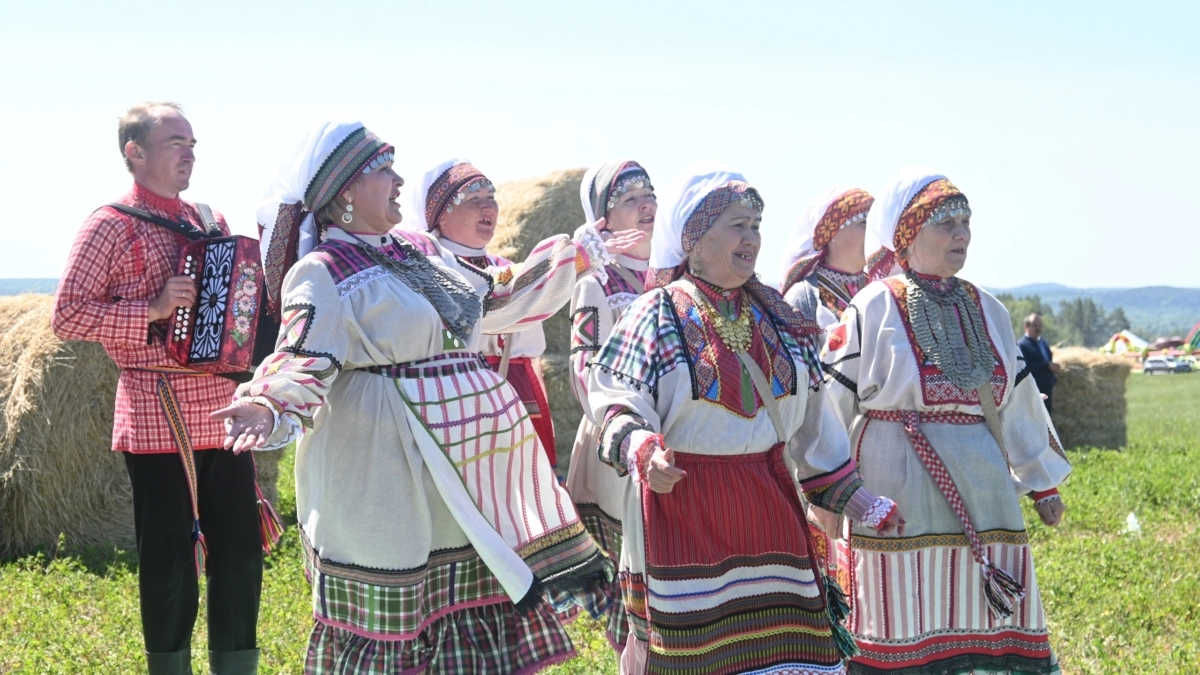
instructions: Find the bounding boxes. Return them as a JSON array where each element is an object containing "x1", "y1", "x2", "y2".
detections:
[{"x1": 996, "y1": 294, "x2": 1130, "y2": 347}]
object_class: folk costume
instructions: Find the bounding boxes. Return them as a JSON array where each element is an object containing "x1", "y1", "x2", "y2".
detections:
[
  {"x1": 823, "y1": 166, "x2": 1071, "y2": 674},
  {"x1": 53, "y1": 184, "x2": 262, "y2": 674},
  {"x1": 588, "y1": 164, "x2": 900, "y2": 675},
  {"x1": 244, "y1": 122, "x2": 611, "y2": 674},
  {"x1": 781, "y1": 186, "x2": 874, "y2": 330},
  {"x1": 564, "y1": 160, "x2": 654, "y2": 651},
  {"x1": 405, "y1": 158, "x2": 563, "y2": 470}
]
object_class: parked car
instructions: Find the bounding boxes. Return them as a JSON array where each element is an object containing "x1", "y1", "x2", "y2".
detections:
[{"x1": 1143, "y1": 356, "x2": 1192, "y2": 374}]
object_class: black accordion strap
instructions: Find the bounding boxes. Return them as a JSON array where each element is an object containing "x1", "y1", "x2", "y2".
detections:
[{"x1": 100, "y1": 203, "x2": 212, "y2": 241}]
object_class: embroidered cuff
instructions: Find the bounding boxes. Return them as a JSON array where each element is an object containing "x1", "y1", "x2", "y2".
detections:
[
  {"x1": 598, "y1": 408, "x2": 652, "y2": 476},
  {"x1": 843, "y1": 486, "x2": 896, "y2": 530},
  {"x1": 242, "y1": 396, "x2": 298, "y2": 451},
  {"x1": 1031, "y1": 488, "x2": 1060, "y2": 506},
  {"x1": 573, "y1": 224, "x2": 612, "y2": 284},
  {"x1": 627, "y1": 430, "x2": 663, "y2": 485}
]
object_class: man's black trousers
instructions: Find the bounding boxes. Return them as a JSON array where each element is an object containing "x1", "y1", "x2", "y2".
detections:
[{"x1": 123, "y1": 449, "x2": 262, "y2": 654}]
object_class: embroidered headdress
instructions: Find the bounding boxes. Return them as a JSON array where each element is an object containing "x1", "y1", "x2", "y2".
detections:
[
  {"x1": 864, "y1": 165, "x2": 970, "y2": 283},
  {"x1": 258, "y1": 121, "x2": 393, "y2": 318},
  {"x1": 404, "y1": 158, "x2": 494, "y2": 232},
  {"x1": 579, "y1": 160, "x2": 653, "y2": 225},
  {"x1": 780, "y1": 186, "x2": 874, "y2": 295},
  {"x1": 647, "y1": 163, "x2": 818, "y2": 338}
]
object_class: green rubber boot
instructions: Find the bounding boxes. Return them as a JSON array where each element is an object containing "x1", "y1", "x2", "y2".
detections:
[
  {"x1": 145, "y1": 648, "x2": 193, "y2": 675},
  {"x1": 209, "y1": 648, "x2": 260, "y2": 675}
]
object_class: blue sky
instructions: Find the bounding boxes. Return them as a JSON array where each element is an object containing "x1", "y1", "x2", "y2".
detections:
[{"x1": 2, "y1": 1, "x2": 1196, "y2": 287}]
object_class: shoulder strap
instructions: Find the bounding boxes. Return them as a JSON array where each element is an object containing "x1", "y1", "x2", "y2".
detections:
[
  {"x1": 196, "y1": 203, "x2": 222, "y2": 236},
  {"x1": 610, "y1": 264, "x2": 645, "y2": 295},
  {"x1": 976, "y1": 384, "x2": 1013, "y2": 469},
  {"x1": 497, "y1": 335, "x2": 514, "y2": 379},
  {"x1": 738, "y1": 351, "x2": 787, "y2": 444},
  {"x1": 101, "y1": 203, "x2": 208, "y2": 241},
  {"x1": 676, "y1": 278, "x2": 787, "y2": 444}
]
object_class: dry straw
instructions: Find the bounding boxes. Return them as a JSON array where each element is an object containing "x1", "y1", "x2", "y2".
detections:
[
  {"x1": 1050, "y1": 346, "x2": 1131, "y2": 449},
  {"x1": 0, "y1": 294, "x2": 281, "y2": 559},
  {"x1": 492, "y1": 169, "x2": 589, "y2": 471}
]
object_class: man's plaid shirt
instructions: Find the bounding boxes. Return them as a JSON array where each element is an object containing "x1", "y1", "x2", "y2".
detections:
[{"x1": 52, "y1": 182, "x2": 237, "y2": 454}]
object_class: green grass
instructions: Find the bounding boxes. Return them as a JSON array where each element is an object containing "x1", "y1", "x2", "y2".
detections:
[{"x1": 2, "y1": 375, "x2": 1198, "y2": 673}]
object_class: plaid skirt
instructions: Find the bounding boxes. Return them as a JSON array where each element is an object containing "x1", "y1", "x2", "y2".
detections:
[{"x1": 305, "y1": 599, "x2": 576, "y2": 674}]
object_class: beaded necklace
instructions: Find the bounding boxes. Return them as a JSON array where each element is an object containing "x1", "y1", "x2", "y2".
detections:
[
  {"x1": 691, "y1": 278, "x2": 753, "y2": 353},
  {"x1": 904, "y1": 270, "x2": 994, "y2": 392}
]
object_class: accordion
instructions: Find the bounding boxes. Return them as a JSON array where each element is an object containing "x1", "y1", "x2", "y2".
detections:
[{"x1": 167, "y1": 235, "x2": 264, "y2": 374}]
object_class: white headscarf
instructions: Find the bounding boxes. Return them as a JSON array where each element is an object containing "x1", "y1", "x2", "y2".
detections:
[
  {"x1": 402, "y1": 158, "x2": 469, "y2": 232},
  {"x1": 783, "y1": 185, "x2": 858, "y2": 274},
  {"x1": 864, "y1": 165, "x2": 947, "y2": 282},
  {"x1": 258, "y1": 120, "x2": 368, "y2": 265},
  {"x1": 648, "y1": 161, "x2": 747, "y2": 274}
]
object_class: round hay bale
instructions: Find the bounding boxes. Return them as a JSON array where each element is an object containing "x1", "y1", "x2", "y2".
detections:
[
  {"x1": 492, "y1": 169, "x2": 589, "y2": 471},
  {"x1": 1050, "y1": 346, "x2": 1132, "y2": 449},
  {"x1": 0, "y1": 295, "x2": 283, "y2": 559},
  {"x1": 0, "y1": 294, "x2": 129, "y2": 558}
]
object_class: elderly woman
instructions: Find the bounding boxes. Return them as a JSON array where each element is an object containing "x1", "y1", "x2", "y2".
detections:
[
  {"x1": 781, "y1": 186, "x2": 874, "y2": 329},
  {"x1": 780, "y1": 185, "x2": 875, "y2": 599},
  {"x1": 213, "y1": 121, "x2": 637, "y2": 673},
  {"x1": 564, "y1": 160, "x2": 656, "y2": 651},
  {"x1": 404, "y1": 159, "x2": 643, "y2": 473},
  {"x1": 823, "y1": 166, "x2": 1071, "y2": 674},
  {"x1": 587, "y1": 164, "x2": 905, "y2": 675}
]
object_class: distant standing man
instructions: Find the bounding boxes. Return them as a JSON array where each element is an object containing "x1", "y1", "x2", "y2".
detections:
[
  {"x1": 1019, "y1": 313, "x2": 1062, "y2": 413},
  {"x1": 52, "y1": 102, "x2": 261, "y2": 675}
]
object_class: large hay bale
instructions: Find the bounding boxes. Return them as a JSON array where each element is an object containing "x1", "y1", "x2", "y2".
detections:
[
  {"x1": 0, "y1": 295, "x2": 282, "y2": 559},
  {"x1": 1050, "y1": 347, "x2": 1132, "y2": 449},
  {"x1": 492, "y1": 169, "x2": 589, "y2": 471},
  {"x1": 0, "y1": 294, "x2": 129, "y2": 557}
]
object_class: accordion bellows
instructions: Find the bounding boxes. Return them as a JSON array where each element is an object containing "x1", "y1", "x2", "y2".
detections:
[{"x1": 168, "y1": 236, "x2": 263, "y2": 374}]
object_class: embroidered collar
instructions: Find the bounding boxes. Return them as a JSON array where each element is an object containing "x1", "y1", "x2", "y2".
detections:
[
  {"x1": 910, "y1": 271, "x2": 958, "y2": 294},
  {"x1": 132, "y1": 181, "x2": 183, "y2": 217},
  {"x1": 817, "y1": 263, "x2": 867, "y2": 285},
  {"x1": 689, "y1": 274, "x2": 741, "y2": 304},
  {"x1": 325, "y1": 226, "x2": 394, "y2": 249}
]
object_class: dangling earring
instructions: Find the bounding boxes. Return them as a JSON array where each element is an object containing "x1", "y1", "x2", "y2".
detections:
[
  {"x1": 342, "y1": 199, "x2": 354, "y2": 225},
  {"x1": 688, "y1": 255, "x2": 702, "y2": 277}
]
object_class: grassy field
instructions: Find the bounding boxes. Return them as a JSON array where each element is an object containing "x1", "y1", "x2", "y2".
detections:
[{"x1": 1, "y1": 375, "x2": 1197, "y2": 674}]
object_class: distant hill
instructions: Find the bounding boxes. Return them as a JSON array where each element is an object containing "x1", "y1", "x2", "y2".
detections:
[
  {"x1": 0, "y1": 279, "x2": 57, "y2": 295},
  {"x1": 986, "y1": 284, "x2": 1200, "y2": 338}
]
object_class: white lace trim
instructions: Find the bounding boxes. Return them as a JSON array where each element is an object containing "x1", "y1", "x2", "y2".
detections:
[
  {"x1": 336, "y1": 266, "x2": 390, "y2": 299},
  {"x1": 573, "y1": 224, "x2": 612, "y2": 285},
  {"x1": 607, "y1": 292, "x2": 640, "y2": 310}
]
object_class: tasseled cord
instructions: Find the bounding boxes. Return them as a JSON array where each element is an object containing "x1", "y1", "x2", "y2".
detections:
[
  {"x1": 824, "y1": 574, "x2": 859, "y2": 660},
  {"x1": 982, "y1": 558, "x2": 1026, "y2": 619},
  {"x1": 191, "y1": 519, "x2": 208, "y2": 579},
  {"x1": 256, "y1": 484, "x2": 284, "y2": 555}
]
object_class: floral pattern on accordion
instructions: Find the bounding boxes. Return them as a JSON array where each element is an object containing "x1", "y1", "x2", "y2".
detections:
[{"x1": 230, "y1": 260, "x2": 259, "y2": 347}]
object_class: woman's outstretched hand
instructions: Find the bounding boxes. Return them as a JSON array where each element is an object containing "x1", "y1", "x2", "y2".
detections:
[
  {"x1": 210, "y1": 402, "x2": 274, "y2": 454},
  {"x1": 647, "y1": 447, "x2": 687, "y2": 494}
]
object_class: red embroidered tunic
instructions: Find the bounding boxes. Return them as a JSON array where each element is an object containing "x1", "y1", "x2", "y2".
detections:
[{"x1": 52, "y1": 182, "x2": 237, "y2": 454}]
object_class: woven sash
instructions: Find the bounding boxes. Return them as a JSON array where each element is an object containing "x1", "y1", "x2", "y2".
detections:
[
  {"x1": 865, "y1": 409, "x2": 1025, "y2": 617},
  {"x1": 139, "y1": 367, "x2": 283, "y2": 579}
]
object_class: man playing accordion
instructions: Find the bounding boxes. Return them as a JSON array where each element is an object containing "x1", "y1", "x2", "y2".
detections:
[{"x1": 52, "y1": 102, "x2": 262, "y2": 675}]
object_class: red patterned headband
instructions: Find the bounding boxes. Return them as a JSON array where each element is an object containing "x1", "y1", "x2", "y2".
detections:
[{"x1": 425, "y1": 163, "x2": 491, "y2": 230}]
